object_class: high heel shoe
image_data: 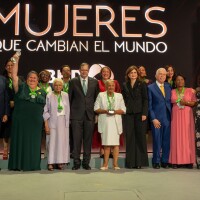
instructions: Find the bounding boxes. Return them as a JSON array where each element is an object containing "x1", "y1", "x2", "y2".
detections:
[
  {"x1": 3, "y1": 149, "x2": 8, "y2": 160},
  {"x1": 48, "y1": 164, "x2": 54, "y2": 171},
  {"x1": 113, "y1": 166, "x2": 120, "y2": 170},
  {"x1": 58, "y1": 164, "x2": 64, "y2": 170},
  {"x1": 100, "y1": 166, "x2": 108, "y2": 170}
]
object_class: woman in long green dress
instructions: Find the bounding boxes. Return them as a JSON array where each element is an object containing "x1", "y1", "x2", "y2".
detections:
[{"x1": 8, "y1": 53, "x2": 46, "y2": 171}]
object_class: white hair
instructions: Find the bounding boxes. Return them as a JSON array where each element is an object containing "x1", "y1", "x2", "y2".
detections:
[
  {"x1": 156, "y1": 68, "x2": 167, "y2": 76},
  {"x1": 53, "y1": 78, "x2": 64, "y2": 86}
]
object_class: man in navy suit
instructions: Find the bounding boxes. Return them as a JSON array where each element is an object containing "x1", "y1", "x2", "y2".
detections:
[
  {"x1": 148, "y1": 68, "x2": 171, "y2": 169},
  {"x1": 69, "y1": 63, "x2": 99, "y2": 170}
]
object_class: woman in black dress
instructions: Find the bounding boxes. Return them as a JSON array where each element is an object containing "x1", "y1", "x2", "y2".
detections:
[{"x1": 122, "y1": 66, "x2": 149, "y2": 169}]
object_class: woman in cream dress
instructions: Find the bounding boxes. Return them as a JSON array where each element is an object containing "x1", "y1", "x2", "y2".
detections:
[{"x1": 94, "y1": 80, "x2": 126, "y2": 170}]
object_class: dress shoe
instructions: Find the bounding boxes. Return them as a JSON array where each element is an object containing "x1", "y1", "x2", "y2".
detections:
[
  {"x1": 161, "y1": 163, "x2": 169, "y2": 169},
  {"x1": 186, "y1": 164, "x2": 193, "y2": 169},
  {"x1": 72, "y1": 165, "x2": 80, "y2": 170},
  {"x1": 82, "y1": 165, "x2": 91, "y2": 170},
  {"x1": 172, "y1": 164, "x2": 177, "y2": 169},
  {"x1": 70, "y1": 154, "x2": 74, "y2": 159},
  {"x1": 100, "y1": 166, "x2": 108, "y2": 170},
  {"x1": 153, "y1": 163, "x2": 160, "y2": 169}
]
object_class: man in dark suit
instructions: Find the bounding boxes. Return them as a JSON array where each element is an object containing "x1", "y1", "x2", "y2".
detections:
[
  {"x1": 0, "y1": 75, "x2": 9, "y2": 170},
  {"x1": 148, "y1": 68, "x2": 171, "y2": 169},
  {"x1": 69, "y1": 63, "x2": 99, "y2": 170}
]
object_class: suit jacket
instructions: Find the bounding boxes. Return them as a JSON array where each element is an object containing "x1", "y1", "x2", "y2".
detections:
[
  {"x1": 0, "y1": 75, "x2": 9, "y2": 118},
  {"x1": 122, "y1": 80, "x2": 148, "y2": 116},
  {"x1": 43, "y1": 91, "x2": 70, "y2": 128},
  {"x1": 68, "y1": 76, "x2": 99, "y2": 121},
  {"x1": 94, "y1": 92, "x2": 126, "y2": 135},
  {"x1": 148, "y1": 82, "x2": 171, "y2": 123}
]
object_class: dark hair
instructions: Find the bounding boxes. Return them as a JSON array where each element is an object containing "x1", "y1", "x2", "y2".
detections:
[
  {"x1": 125, "y1": 65, "x2": 139, "y2": 82},
  {"x1": 174, "y1": 73, "x2": 186, "y2": 81},
  {"x1": 165, "y1": 65, "x2": 176, "y2": 77},
  {"x1": 39, "y1": 70, "x2": 51, "y2": 77},
  {"x1": 80, "y1": 62, "x2": 89, "y2": 70},
  {"x1": 100, "y1": 66, "x2": 112, "y2": 79},
  {"x1": 60, "y1": 65, "x2": 71, "y2": 73}
]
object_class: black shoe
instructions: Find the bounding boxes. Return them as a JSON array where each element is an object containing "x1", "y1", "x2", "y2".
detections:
[
  {"x1": 153, "y1": 163, "x2": 160, "y2": 169},
  {"x1": 109, "y1": 154, "x2": 113, "y2": 158},
  {"x1": 82, "y1": 165, "x2": 91, "y2": 170},
  {"x1": 100, "y1": 154, "x2": 104, "y2": 158},
  {"x1": 161, "y1": 163, "x2": 169, "y2": 169},
  {"x1": 70, "y1": 154, "x2": 74, "y2": 159},
  {"x1": 186, "y1": 164, "x2": 193, "y2": 169},
  {"x1": 72, "y1": 165, "x2": 80, "y2": 170},
  {"x1": 172, "y1": 164, "x2": 177, "y2": 169}
]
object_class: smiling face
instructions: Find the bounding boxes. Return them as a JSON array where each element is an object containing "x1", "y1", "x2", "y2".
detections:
[
  {"x1": 53, "y1": 81, "x2": 63, "y2": 93},
  {"x1": 155, "y1": 68, "x2": 167, "y2": 84},
  {"x1": 175, "y1": 75, "x2": 185, "y2": 88},
  {"x1": 138, "y1": 66, "x2": 146, "y2": 77},
  {"x1": 27, "y1": 73, "x2": 39, "y2": 89},
  {"x1": 5, "y1": 61, "x2": 14, "y2": 74},
  {"x1": 128, "y1": 69, "x2": 138, "y2": 81},
  {"x1": 167, "y1": 66, "x2": 174, "y2": 78},
  {"x1": 101, "y1": 67, "x2": 111, "y2": 81},
  {"x1": 80, "y1": 64, "x2": 89, "y2": 79},
  {"x1": 61, "y1": 66, "x2": 71, "y2": 79},
  {"x1": 106, "y1": 81, "x2": 115, "y2": 94},
  {"x1": 39, "y1": 71, "x2": 51, "y2": 83}
]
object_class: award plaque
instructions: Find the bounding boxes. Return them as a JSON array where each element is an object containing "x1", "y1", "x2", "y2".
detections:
[{"x1": 108, "y1": 110, "x2": 114, "y2": 114}]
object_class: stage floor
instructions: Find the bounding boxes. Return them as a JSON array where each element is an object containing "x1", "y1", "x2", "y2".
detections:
[{"x1": 0, "y1": 167, "x2": 199, "y2": 200}]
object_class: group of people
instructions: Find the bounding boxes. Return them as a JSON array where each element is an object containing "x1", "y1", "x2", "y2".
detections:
[{"x1": 0, "y1": 53, "x2": 200, "y2": 171}]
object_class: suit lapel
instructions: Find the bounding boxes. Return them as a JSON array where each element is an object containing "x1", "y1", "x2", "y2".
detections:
[
  {"x1": 127, "y1": 80, "x2": 138, "y2": 100},
  {"x1": 78, "y1": 76, "x2": 85, "y2": 95},
  {"x1": 164, "y1": 83, "x2": 170, "y2": 100}
]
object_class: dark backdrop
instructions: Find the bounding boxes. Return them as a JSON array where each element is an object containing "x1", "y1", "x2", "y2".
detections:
[{"x1": 0, "y1": 0, "x2": 199, "y2": 86}]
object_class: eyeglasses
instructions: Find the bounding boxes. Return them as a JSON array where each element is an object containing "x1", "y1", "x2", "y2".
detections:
[{"x1": 40, "y1": 74, "x2": 50, "y2": 78}]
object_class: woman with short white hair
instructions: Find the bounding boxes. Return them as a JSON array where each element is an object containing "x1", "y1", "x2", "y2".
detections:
[
  {"x1": 43, "y1": 78, "x2": 70, "y2": 171},
  {"x1": 94, "y1": 79, "x2": 126, "y2": 170}
]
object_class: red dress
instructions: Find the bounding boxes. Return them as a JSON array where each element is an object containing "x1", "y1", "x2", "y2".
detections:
[{"x1": 92, "y1": 79, "x2": 123, "y2": 148}]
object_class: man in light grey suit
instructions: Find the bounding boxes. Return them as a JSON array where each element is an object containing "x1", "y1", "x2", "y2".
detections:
[{"x1": 69, "y1": 63, "x2": 99, "y2": 170}]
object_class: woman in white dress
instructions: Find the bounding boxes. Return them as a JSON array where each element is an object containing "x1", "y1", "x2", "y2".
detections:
[
  {"x1": 43, "y1": 78, "x2": 70, "y2": 171},
  {"x1": 94, "y1": 80, "x2": 126, "y2": 170}
]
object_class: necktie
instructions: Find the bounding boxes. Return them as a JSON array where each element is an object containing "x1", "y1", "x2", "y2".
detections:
[
  {"x1": 160, "y1": 85, "x2": 165, "y2": 97},
  {"x1": 82, "y1": 79, "x2": 87, "y2": 95}
]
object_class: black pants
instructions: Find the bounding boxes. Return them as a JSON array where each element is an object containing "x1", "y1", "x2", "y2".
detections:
[{"x1": 71, "y1": 115, "x2": 94, "y2": 166}]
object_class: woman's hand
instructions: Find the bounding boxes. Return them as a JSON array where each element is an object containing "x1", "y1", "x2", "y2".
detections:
[
  {"x1": 44, "y1": 121, "x2": 50, "y2": 135},
  {"x1": 142, "y1": 115, "x2": 147, "y2": 121},
  {"x1": 2, "y1": 115, "x2": 8, "y2": 123},
  {"x1": 10, "y1": 101, "x2": 14, "y2": 108}
]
